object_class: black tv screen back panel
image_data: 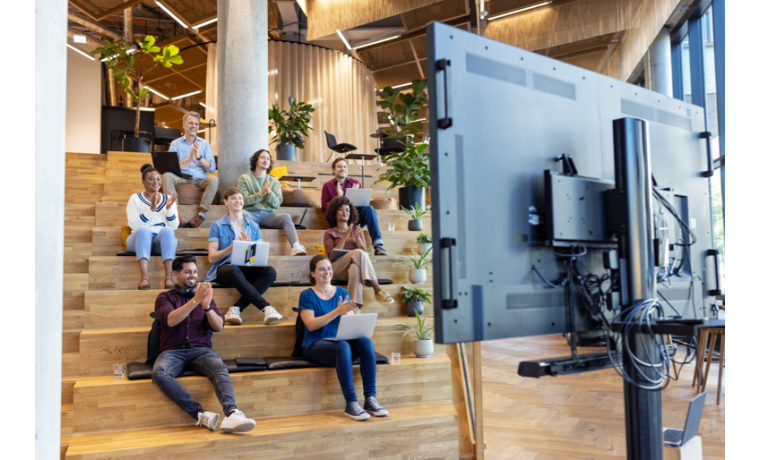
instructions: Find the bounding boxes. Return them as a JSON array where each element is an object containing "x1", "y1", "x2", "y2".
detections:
[{"x1": 426, "y1": 22, "x2": 713, "y2": 344}]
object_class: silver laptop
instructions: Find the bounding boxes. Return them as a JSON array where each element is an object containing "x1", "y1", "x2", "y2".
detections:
[
  {"x1": 325, "y1": 312, "x2": 377, "y2": 341},
  {"x1": 229, "y1": 241, "x2": 270, "y2": 267},
  {"x1": 345, "y1": 188, "x2": 372, "y2": 207},
  {"x1": 663, "y1": 392, "x2": 707, "y2": 447}
]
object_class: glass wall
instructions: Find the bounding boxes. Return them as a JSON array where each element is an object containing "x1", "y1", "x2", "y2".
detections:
[{"x1": 672, "y1": 2, "x2": 725, "y2": 258}]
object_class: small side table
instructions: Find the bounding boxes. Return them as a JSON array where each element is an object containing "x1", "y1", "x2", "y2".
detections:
[
  {"x1": 345, "y1": 153, "x2": 377, "y2": 188},
  {"x1": 280, "y1": 175, "x2": 317, "y2": 190}
]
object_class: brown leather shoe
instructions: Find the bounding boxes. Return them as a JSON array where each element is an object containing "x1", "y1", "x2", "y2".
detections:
[{"x1": 187, "y1": 214, "x2": 205, "y2": 228}]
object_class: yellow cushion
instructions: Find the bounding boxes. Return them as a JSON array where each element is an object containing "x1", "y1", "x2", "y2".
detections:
[
  {"x1": 270, "y1": 165, "x2": 290, "y2": 187},
  {"x1": 121, "y1": 226, "x2": 131, "y2": 251},
  {"x1": 315, "y1": 246, "x2": 327, "y2": 256}
]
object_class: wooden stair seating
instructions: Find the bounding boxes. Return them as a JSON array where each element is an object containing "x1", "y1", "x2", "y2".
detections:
[{"x1": 61, "y1": 151, "x2": 459, "y2": 459}]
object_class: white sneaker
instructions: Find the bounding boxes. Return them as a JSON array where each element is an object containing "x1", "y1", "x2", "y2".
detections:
[
  {"x1": 196, "y1": 410, "x2": 220, "y2": 431},
  {"x1": 225, "y1": 306, "x2": 242, "y2": 325},
  {"x1": 220, "y1": 409, "x2": 256, "y2": 433},
  {"x1": 290, "y1": 243, "x2": 308, "y2": 256},
  {"x1": 261, "y1": 305, "x2": 283, "y2": 325}
]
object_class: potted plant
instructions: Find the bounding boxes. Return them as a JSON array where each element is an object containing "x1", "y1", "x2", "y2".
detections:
[
  {"x1": 396, "y1": 310, "x2": 434, "y2": 358},
  {"x1": 268, "y1": 96, "x2": 316, "y2": 161},
  {"x1": 404, "y1": 203, "x2": 427, "y2": 231},
  {"x1": 401, "y1": 285, "x2": 432, "y2": 317},
  {"x1": 402, "y1": 247, "x2": 432, "y2": 284},
  {"x1": 376, "y1": 80, "x2": 430, "y2": 210},
  {"x1": 93, "y1": 36, "x2": 183, "y2": 152},
  {"x1": 416, "y1": 233, "x2": 432, "y2": 254}
]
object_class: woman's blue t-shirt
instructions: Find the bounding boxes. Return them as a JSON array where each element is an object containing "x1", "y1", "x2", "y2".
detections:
[{"x1": 299, "y1": 286, "x2": 351, "y2": 349}]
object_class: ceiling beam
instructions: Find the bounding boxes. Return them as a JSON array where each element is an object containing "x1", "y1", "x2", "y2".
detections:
[
  {"x1": 68, "y1": 12, "x2": 122, "y2": 41},
  {"x1": 69, "y1": 0, "x2": 141, "y2": 22},
  {"x1": 306, "y1": 0, "x2": 443, "y2": 41}
]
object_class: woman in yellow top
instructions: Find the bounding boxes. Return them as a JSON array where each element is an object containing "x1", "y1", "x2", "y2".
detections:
[{"x1": 236, "y1": 149, "x2": 307, "y2": 256}]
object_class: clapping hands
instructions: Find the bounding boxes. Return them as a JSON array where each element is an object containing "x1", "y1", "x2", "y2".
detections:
[{"x1": 337, "y1": 296, "x2": 357, "y2": 315}]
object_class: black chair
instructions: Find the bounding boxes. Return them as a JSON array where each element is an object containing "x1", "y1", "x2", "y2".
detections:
[
  {"x1": 324, "y1": 131, "x2": 357, "y2": 162},
  {"x1": 375, "y1": 137, "x2": 406, "y2": 156}
]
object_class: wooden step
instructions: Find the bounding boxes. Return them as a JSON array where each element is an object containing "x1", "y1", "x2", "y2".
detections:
[
  {"x1": 72, "y1": 354, "x2": 452, "y2": 433},
  {"x1": 91, "y1": 226, "x2": 425, "y2": 257},
  {"x1": 62, "y1": 377, "x2": 77, "y2": 405},
  {"x1": 95, "y1": 201, "x2": 432, "y2": 230},
  {"x1": 88, "y1": 255, "x2": 425, "y2": 290},
  {"x1": 83, "y1": 283, "x2": 433, "y2": 328},
  {"x1": 63, "y1": 353, "x2": 80, "y2": 377},
  {"x1": 63, "y1": 311, "x2": 84, "y2": 330},
  {"x1": 77, "y1": 317, "x2": 443, "y2": 377},
  {"x1": 65, "y1": 400, "x2": 458, "y2": 459},
  {"x1": 100, "y1": 152, "x2": 396, "y2": 204},
  {"x1": 62, "y1": 404, "x2": 74, "y2": 437},
  {"x1": 63, "y1": 331, "x2": 80, "y2": 353}
]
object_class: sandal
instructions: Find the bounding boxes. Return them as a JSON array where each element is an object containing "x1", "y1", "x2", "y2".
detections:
[
  {"x1": 138, "y1": 279, "x2": 151, "y2": 290},
  {"x1": 164, "y1": 278, "x2": 175, "y2": 289}
]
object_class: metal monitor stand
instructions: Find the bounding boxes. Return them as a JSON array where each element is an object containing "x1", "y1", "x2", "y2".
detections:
[{"x1": 612, "y1": 117, "x2": 664, "y2": 460}]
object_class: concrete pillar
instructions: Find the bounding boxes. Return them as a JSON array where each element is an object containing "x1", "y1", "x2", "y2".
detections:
[
  {"x1": 35, "y1": 0, "x2": 66, "y2": 457},
  {"x1": 648, "y1": 30, "x2": 673, "y2": 97},
  {"x1": 217, "y1": 0, "x2": 269, "y2": 192}
]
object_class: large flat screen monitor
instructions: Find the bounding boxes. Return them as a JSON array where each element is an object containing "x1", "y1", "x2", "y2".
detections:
[{"x1": 426, "y1": 22, "x2": 716, "y2": 344}]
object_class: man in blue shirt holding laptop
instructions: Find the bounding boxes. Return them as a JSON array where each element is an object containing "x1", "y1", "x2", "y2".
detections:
[{"x1": 164, "y1": 111, "x2": 218, "y2": 228}]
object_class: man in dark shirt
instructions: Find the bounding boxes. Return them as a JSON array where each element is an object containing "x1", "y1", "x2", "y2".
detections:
[
  {"x1": 152, "y1": 255, "x2": 256, "y2": 432},
  {"x1": 321, "y1": 158, "x2": 387, "y2": 255}
]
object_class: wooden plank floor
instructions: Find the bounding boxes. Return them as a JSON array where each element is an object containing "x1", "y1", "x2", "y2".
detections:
[{"x1": 480, "y1": 334, "x2": 725, "y2": 459}]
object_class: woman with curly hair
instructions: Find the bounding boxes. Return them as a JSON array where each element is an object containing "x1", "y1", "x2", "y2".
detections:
[{"x1": 323, "y1": 196, "x2": 394, "y2": 308}]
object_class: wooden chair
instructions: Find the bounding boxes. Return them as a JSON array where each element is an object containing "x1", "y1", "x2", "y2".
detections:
[{"x1": 691, "y1": 320, "x2": 725, "y2": 405}]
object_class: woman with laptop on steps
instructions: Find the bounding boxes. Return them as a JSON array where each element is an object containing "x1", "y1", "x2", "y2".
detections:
[
  {"x1": 299, "y1": 255, "x2": 389, "y2": 421},
  {"x1": 323, "y1": 196, "x2": 394, "y2": 309},
  {"x1": 237, "y1": 149, "x2": 308, "y2": 256},
  {"x1": 126, "y1": 164, "x2": 179, "y2": 290},
  {"x1": 205, "y1": 187, "x2": 283, "y2": 326}
]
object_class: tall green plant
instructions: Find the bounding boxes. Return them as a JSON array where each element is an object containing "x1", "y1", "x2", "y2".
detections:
[
  {"x1": 268, "y1": 96, "x2": 316, "y2": 149},
  {"x1": 92, "y1": 36, "x2": 183, "y2": 137},
  {"x1": 375, "y1": 79, "x2": 430, "y2": 190}
]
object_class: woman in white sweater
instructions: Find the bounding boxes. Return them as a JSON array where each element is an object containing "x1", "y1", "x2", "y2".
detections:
[{"x1": 126, "y1": 164, "x2": 180, "y2": 290}]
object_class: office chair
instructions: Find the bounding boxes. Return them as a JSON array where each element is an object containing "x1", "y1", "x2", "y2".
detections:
[{"x1": 324, "y1": 131, "x2": 357, "y2": 162}]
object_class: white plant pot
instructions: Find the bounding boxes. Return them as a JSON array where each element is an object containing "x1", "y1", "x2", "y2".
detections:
[
  {"x1": 409, "y1": 268, "x2": 426, "y2": 284},
  {"x1": 413, "y1": 339, "x2": 434, "y2": 358},
  {"x1": 417, "y1": 243, "x2": 432, "y2": 254}
]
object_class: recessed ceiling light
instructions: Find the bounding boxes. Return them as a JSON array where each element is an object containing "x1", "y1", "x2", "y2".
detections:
[
  {"x1": 487, "y1": 1, "x2": 553, "y2": 21},
  {"x1": 155, "y1": 1, "x2": 188, "y2": 28},
  {"x1": 194, "y1": 17, "x2": 218, "y2": 29},
  {"x1": 67, "y1": 44, "x2": 96, "y2": 61},
  {"x1": 171, "y1": 90, "x2": 202, "y2": 101},
  {"x1": 144, "y1": 86, "x2": 169, "y2": 100},
  {"x1": 354, "y1": 35, "x2": 401, "y2": 50},
  {"x1": 336, "y1": 30, "x2": 352, "y2": 50}
]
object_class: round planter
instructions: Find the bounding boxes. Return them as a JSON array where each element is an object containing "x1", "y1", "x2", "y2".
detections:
[
  {"x1": 399, "y1": 186, "x2": 425, "y2": 211},
  {"x1": 417, "y1": 242, "x2": 432, "y2": 254},
  {"x1": 413, "y1": 339, "x2": 434, "y2": 358},
  {"x1": 405, "y1": 300, "x2": 424, "y2": 317},
  {"x1": 409, "y1": 268, "x2": 426, "y2": 284},
  {"x1": 408, "y1": 219, "x2": 423, "y2": 231},
  {"x1": 121, "y1": 136, "x2": 151, "y2": 153},
  {"x1": 276, "y1": 143, "x2": 297, "y2": 161}
]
